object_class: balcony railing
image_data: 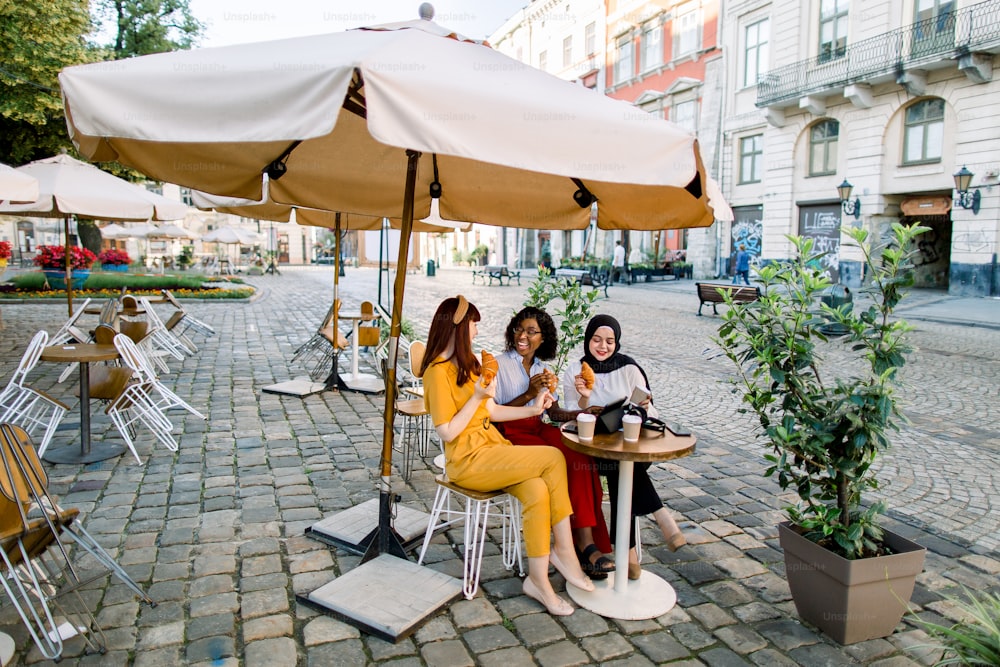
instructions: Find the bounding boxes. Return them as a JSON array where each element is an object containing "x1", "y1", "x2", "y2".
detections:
[{"x1": 757, "y1": 0, "x2": 1000, "y2": 107}]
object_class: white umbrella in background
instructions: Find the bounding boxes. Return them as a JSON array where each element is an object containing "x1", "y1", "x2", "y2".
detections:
[
  {"x1": 0, "y1": 163, "x2": 39, "y2": 203},
  {"x1": 0, "y1": 155, "x2": 189, "y2": 314},
  {"x1": 98, "y1": 222, "x2": 131, "y2": 239},
  {"x1": 201, "y1": 226, "x2": 260, "y2": 245},
  {"x1": 59, "y1": 6, "x2": 730, "y2": 625}
]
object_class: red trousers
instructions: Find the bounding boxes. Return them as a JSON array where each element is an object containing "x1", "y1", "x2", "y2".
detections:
[{"x1": 499, "y1": 416, "x2": 611, "y2": 553}]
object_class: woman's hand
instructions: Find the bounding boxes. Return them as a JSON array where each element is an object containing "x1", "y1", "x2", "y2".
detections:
[
  {"x1": 573, "y1": 374, "x2": 592, "y2": 406},
  {"x1": 525, "y1": 372, "x2": 548, "y2": 400},
  {"x1": 534, "y1": 389, "x2": 554, "y2": 413},
  {"x1": 473, "y1": 375, "x2": 496, "y2": 401}
]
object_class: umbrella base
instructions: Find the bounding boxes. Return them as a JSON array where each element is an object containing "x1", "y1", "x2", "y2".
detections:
[
  {"x1": 305, "y1": 498, "x2": 431, "y2": 556},
  {"x1": 261, "y1": 379, "x2": 329, "y2": 397},
  {"x1": 297, "y1": 554, "x2": 461, "y2": 643},
  {"x1": 339, "y1": 372, "x2": 384, "y2": 393}
]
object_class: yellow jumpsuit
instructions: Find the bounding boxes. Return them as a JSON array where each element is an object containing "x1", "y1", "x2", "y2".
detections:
[{"x1": 423, "y1": 358, "x2": 572, "y2": 558}]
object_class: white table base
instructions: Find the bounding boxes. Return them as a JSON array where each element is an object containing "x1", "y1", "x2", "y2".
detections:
[
  {"x1": 565, "y1": 459, "x2": 678, "y2": 619},
  {"x1": 339, "y1": 372, "x2": 384, "y2": 393}
]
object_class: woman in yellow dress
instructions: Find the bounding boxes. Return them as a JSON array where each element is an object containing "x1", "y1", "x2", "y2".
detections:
[{"x1": 421, "y1": 295, "x2": 594, "y2": 616}]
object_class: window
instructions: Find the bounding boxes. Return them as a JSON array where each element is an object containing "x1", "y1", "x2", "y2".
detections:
[
  {"x1": 615, "y1": 34, "x2": 633, "y2": 84},
  {"x1": 818, "y1": 0, "x2": 848, "y2": 63},
  {"x1": 144, "y1": 183, "x2": 163, "y2": 195},
  {"x1": 903, "y1": 98, "x2": 944, "y2": 164},
  {"x1": 674, "y1": 3, "x2": 701, "y2": 58},
  {"x1": 179, "y1": 187, "x2": 194, "y2": 206},
  {"x1": 744, "y1": 19, "x2": 769, "y2": 87},
  {"x1": 672, "y1": 100, "x2": 697, "y2": 134},
  {"x1": 585, "y1": 22, "x2": 596, "y2": 55},
  {"x1": 808, "y1": 120, "x2": 839, "y2": 176},
  {"x1": 641, "y1": 20, "x2": 662, "y2": 71},
  {"x1": 563, "y1": 36, "x2": 573, "y2": 68},
  {"x1": 913, "y1": 0, "x2": 955, "y2": 55},
  {"x1": 739, "y1": 134, "x2": 763, "y2": 184},
  {"x1": 539, "y1": 50, "x2": 547, "y2": 71}
]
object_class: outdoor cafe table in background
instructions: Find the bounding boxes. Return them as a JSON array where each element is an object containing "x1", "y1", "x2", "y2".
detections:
[
  {"x1": 39, "y1": 343, "x2": 126, "y2": 464},
  {"x1": 337, "y1": 309, "x2": 383, "y2": 393},
  {"x1": 560, "y1": 422, "x2": 696, "y2": 620}
]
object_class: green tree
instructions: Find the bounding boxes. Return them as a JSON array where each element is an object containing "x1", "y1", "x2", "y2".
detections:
[
  {"x1": 0, "y1": 0, "x2": 99, "y2": 164},
  {"x1": 95, "y1": 0, "x2": 203, "y2": 58}
]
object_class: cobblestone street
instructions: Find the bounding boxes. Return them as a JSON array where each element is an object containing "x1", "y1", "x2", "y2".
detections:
[{"x1": 0, "y1": 265, "x2": 997, "y2": 666}]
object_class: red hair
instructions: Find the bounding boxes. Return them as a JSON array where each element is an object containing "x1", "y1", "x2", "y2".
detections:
[{"x1": 421, "y1": 296, "x2": 481, "y2": 386}]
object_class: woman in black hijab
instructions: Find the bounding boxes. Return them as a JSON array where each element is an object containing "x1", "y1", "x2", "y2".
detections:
[{"x1": 563, "y1": 314, "x2": 686, "y2": 578}]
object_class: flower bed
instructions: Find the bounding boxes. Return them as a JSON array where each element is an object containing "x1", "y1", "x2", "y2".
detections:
[{"x1": 33, "y1": 245, "x2": 97, "y2": 270}]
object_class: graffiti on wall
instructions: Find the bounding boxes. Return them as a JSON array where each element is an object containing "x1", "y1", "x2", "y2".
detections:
[
  {"x1": 731, "y1": 206, "x2": 762, "y2": 274},
  {"x1": 798, "y1": 204, "x2": 842, "y2": 282}
]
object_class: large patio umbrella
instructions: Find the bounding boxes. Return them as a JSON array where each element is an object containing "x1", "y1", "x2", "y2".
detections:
[
  {"x1": 59, "y1": 9, "x2": 726, "y2": 575},
  {"x1": 0, "y1": 155, "x2": 189, "y2": 314},
  {"x1": 0, "y1": 163, "x2": 39, "y2": 203}
]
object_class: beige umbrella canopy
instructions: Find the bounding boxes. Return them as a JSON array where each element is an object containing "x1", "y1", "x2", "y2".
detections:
[
  {"x1": 0, "y1": 163, "x2": 39, "y2": 203},
  {"x1": 59, "y1": 9, "x2": 726, "y2": 561},
  {"x1": 0, "y1": 155, "x2": 189, "y2": 314}
]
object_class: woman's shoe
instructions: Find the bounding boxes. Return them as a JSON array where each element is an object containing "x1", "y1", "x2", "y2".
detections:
[
  {"x1": 523, "y1": 577, "x2": 574, "y2": 616},
  {"x1": 550, "y1": 551, "x2": 595, "y2": 592},
  {"x1": 666, "y1": 530, "x2": 687, "y2": 552},
  {"x1": 628, "y1": 561, "x2": 642, "y2": 580},
  {"x1": 576, "y1": 544, "x2": 613, "y2": 580}
]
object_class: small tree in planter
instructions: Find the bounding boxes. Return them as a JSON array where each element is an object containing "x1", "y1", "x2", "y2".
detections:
[
  {"x1": 714, "y1": 223, "x2": 930, "y2": 644},
  {"x1": 522, "y1": 266, "x2": 598, "y2": 378}
]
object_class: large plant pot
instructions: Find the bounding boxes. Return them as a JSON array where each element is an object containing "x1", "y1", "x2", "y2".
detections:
[
  {"x1": 42, "y1": 269, "x2": 91, "y2": 290},
  {"x1": 778, "y1": 521, "x2": 926, "y2": 644}
]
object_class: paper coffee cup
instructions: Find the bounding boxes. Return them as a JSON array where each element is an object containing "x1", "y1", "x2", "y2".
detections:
[
  {"x1": 576, "y1": 413, "x2": 596, "y2": 440},
  {"x1": 622, "y1": 414, "x2": 642, "y2": 442}
]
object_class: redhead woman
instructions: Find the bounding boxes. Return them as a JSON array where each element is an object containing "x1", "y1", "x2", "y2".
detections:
[
  {"x1": 421, "y1": 296, "x2": 594, "y2": 615},
  {"x1": 563, "y1": 314, "x2": 686, "y2": 579},
  {"x1": 493, "y1": 306, "x2": 614, "y2": 580}
]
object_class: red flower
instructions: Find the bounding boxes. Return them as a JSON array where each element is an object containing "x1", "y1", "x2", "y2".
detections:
[
  {"x1": 0, "y1": 240, "x2": 11, "y2": 260},
  {"x1": 33, "y1": 245, "x2": 97, "y2": 270},
  {"x1": 98, "y1": 248, "x2": 131, "y2": 265}
]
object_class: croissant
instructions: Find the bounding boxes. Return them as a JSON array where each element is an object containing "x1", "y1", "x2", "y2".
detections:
[
  {"x1": 580, "y1": 361, "x2": 595, "y2": 389},
  {"x1": 480, "y1": 350, "x2": 499, "y2": 387},
  {"x1": 542, "y1": 368, "x2": 558, "y2": 393}
]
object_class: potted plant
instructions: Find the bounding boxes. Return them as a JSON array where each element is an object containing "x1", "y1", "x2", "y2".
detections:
[
  {"x1": 33, "y1": 244, "x2": 97, "y2": 289},
  {"x1": 714, "y1": 223, "x2": 929, "y2": 645},
  {"x1": 470, "y1": 243, "x2": 489, "y2": 266},
  {"x1": 98, "y1": 248, "x2": 131, "y2": 272}
]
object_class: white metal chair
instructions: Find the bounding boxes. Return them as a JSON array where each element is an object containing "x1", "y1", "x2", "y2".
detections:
[
  {"x1": 393, "y1": 341, "x2": 434, "y2": 480},
  {"x1": 292, "y1": 299, "x2": 349, "y2": 380},
  {"x1": 417, "y1": 475, "x2": 524, "y2": 600},
  {"x1": 160, "y1": 290, "x2": 215, "y2": 353},
  {"x1": 0, "y1": 331, "x2": 68, "y2": 458},
  {"x1": 138, "y1": 296, "x2": 191, "y2": 361},
  {"x1": 48, "y1": 298, "x2": 92, "y2": 345},
  {"x1": 106, "y1": 334, "x2": 198, "y2": 462}
]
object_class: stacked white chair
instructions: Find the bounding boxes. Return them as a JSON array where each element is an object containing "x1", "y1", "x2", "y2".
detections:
[
  {"x1": 0, "y1": 331, "x2": 69, "y2": 457},
  {"x1": 138, "y1": 296, "x2": 191, "y2": 361},
  {"x1": 47, "y1": 298, "x2": 92, "y2": 345},
  {"x1": 160, "y1": 290, "x2": 215, "y2": 353},
  {"x1": 107, "y1": 334, "x2": 204, "y2": 463}
]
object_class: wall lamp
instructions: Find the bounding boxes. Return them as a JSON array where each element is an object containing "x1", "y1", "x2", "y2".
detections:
[
  {"x1": 837, "y1": 179, "x2": 861, "y2": 219},
  {"x1": 953, "y1": 165, "x2": 981, "y2": 214}
]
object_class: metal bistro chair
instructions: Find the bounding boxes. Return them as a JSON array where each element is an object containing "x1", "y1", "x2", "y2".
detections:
[
  {"x1": 393, "y1": 341, "x2": 435, "y2": 480},
  {"x1": 0, "y1": 331, "x2": 69, "y2": 458},
  {"x1": 417, "y1": 474, "x2": 524, "y2": 600},
  {"x1": 291, "y1": 299, "x2": 349, "y2": 381},
  {"x1": 160, "y1": 290, "x2": 216, "y2": 353}
]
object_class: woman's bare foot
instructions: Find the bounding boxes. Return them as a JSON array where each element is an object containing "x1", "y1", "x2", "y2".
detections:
[
  {"x1": 550, "y1": 550, "x2": 595, "y2": 592},
  {"x1": 523, "y1": 577, "x2": 573, "y2": 616}
]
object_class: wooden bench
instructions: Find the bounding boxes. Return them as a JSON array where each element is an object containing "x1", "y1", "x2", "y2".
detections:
[
  {"x1": 695, "y1": 282, "x2": 761, "y2": 316},
  {"x1": 555, "y1": 268, "x2": 611, "y2": 298}
]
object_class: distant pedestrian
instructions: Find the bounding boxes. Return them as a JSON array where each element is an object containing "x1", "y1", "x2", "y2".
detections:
[
  {"x1": 612, "y1": 241, "x2": 626, "y2": 284},
  {"x1": 733, "y1": 244, "x2": 751, "y2": 285}
]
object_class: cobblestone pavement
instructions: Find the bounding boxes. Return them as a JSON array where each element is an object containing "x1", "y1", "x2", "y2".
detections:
[{"x1": 0, "y1": 266, "x2": 997, "y2": 666}]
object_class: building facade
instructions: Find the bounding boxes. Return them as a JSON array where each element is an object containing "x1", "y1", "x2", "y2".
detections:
[{"x1": 725, "y1": 0, "x2": 1000, "y2": 296}]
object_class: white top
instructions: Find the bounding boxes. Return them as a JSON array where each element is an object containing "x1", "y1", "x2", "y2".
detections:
[
  {"x1": 612, "y1": 244, "x2": 626, "y2": 267},
  {"x1": 495, "y1": 349, "x2": 553, "y2": 406},
  {"x1": 563, "y1": 359, "x2": 657, "y2": 418}
]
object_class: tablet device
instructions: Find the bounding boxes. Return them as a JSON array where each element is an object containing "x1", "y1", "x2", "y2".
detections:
[
  {"x1": 595, "y1": 397, "x2": 627, "y2": 434},
  {"x1": 666, "y1": 422, "x2": 692, "y2": 436}
]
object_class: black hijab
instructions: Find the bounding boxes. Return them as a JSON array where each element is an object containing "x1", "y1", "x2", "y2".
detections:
[{"x1": 580, "y1": 314, "x2": 651, "y2": 390}]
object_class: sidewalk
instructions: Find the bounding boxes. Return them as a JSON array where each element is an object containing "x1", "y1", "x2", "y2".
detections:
[{"x1": 0, "y1": 266, "x2": 996, "y2": 665}]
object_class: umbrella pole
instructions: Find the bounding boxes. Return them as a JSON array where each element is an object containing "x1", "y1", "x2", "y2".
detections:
[
  {"x1": 361, "y1": 149, "x2": 419, "y2": 563},
  {"x1": 323, "y1": 214, "x2": 343, "y2": 389},
  {"x1": 65, "y1": 217, "x2": 74, "y2": 317}
]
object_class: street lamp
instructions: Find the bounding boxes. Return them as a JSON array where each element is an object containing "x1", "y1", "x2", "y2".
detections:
[
  {"x1": 953, "y1": 165, "x2": 981, "y2": 215},
  {"x1": 837, "y1": 179, "x2": 861, "y2": 219}
]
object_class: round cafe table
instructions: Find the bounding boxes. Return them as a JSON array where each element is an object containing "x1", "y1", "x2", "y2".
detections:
[
  {"x1": 39, "y1": 343, "x2": 126, "y2": 464},
  {"x1": 561, "y1": 422, "x2": 696, "y2": 620}
]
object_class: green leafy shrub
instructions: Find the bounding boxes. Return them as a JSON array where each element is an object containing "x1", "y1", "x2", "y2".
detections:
[{"x1": 522, "y1": 266, "x2": 598, "y2": 377}]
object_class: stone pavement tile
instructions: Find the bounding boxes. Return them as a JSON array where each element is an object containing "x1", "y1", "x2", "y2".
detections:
[
  {"x1": 242, "y1": 614, "x2": 293, "y2": 642},
  {"x1": 420, "y1": 639, "x2": 475, "y2": 666},
  {"x1": 698, "y1": 645, "x2": 757, "y2": 665},
  {"x1": 687, "y1": 602, "x2": 738, "y2": 629},
  {"x1": 187, "y1": 613, "x2": 236, "y2": 641},
  {"x1": 715, "y1": 624, "x2": 769, "y2": 654},
  {"x1": 632, "y1": 630, "x2": 692, "y2": 662},
  {"x1": 531, "y1": 639, "x2": 591, "y2": 666},
  {"x1": 749, "y1": 647, "x2": 800, "y2": 666},
  {"x1": 302, "y1": 615, "x2": 360, "y2": 646},
  {"x1": 185, "y1": 635, "x2": 237, "y2": 664},
  {"x1": 756, "y1": 618, "x2": 822, "y2": 651},
  {"x1": 671, "y1": 622, "x2": 716, "y2": 650},
  {"x1": 306, "y1": 639, "x2": 368, "y2": 666},
  {"x1": 243, "y1": 637, "x2": 299, "y2": 667},
  {"x1": 788, "y1": 642, "x2": 862, "y2": 665},
  {"x1": 512, "y1": 611, "x2": 565, "y2": 646},
  {"x1": 477, "y1": 646, "x2": 536, "y2": 667},
  {"x1": 451, "y1": 597, "x2": 503, "y2": 629},
  {"x1": 190, "y1": 592, "x2": 239, "y2": 618},
  {"x1": 463, "y1": 624, "x2": 521, "y2": 653}
]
